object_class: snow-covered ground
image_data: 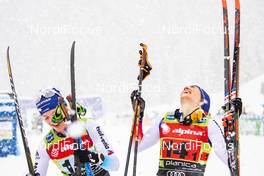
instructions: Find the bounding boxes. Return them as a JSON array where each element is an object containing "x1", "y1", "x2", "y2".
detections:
[
  {"x1": 0, "y1": 0, "x2": 263, "y2": 175},
  {"x1": 0, "y1": 117, "x2": 263, "y2": 176},
  {"x1": 1, "y1": 70, "x2": 264, "y2": 176}
]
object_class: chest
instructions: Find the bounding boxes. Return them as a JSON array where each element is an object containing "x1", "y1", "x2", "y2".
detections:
[
  {"x1": 46, "y1": 134, "x2": 94, "y2": 160},
  {"x1": 159, "y1": 121, "x2": 211, "y2": 165},
  {"x1": 159, "y1": 122, "x2": 209, "y2": 142}
]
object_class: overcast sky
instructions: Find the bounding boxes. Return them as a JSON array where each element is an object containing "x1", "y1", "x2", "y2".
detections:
[{"x1": 0, "y1": 0, "x2": 263, "y2": 112}]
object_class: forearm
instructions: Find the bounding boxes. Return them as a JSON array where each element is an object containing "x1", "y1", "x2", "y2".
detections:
[
  {"x1": 101, "y1": 154, "x2": 119, "y2": 171},
  {"x1": 136, "y1": 118, "x2": 161, "y2": 152},
  {"x1": 86, "y1": 120, "x2": 120, "y2": 171}
]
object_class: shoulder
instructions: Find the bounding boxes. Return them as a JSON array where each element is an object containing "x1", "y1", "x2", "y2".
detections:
[
  {"x1": 157, "y1": 111, "x2": 175, "y2": 128},
  {"x1": 81, "y1": 118, "x2": 106, "y2": 138},
  {"x1": 162, "y1": 111, "x2": 175, "y2": 121},
  {"x1": 82, "y1": 117, "x2": 100, "y2": 129},
  {"x1": 208, "y1": 118, "x2": 221, "y2": 128},
  {"x1": 207, "y1": 118, "x2": 224, "y2": 137}
]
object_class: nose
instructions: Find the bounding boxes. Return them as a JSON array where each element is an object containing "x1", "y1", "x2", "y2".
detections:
[{"x1": 183, "y1": 86, "x2": 190, "y2": 91}]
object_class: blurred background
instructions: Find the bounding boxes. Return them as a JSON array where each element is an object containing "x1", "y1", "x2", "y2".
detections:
[{"x1": 0, "y1": 0, "x2": 263, "y2": 175}]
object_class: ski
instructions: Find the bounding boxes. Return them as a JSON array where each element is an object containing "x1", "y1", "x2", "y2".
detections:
[
  {"x1": 6, "y1": 47, "x2": 35, "y2": 175},
  {"x1": 124, "y1": 43, "x2": 152, "y2": 176},
  {"x1": 70, "y1": 41, "x2": 78, "y2": 122},
  {"x1": 221, "y1": 0, "x2": 241, "y2": 176},
  {"x1": 69, "y1": 41, "x2": 83, "y2": 176},
  {"x1": 69, "y1": 41, "x2": 94, "y2": 176}
]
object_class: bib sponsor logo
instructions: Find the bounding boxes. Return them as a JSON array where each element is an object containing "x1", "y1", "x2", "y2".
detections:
[
  {"x1": 161, "y1": 123, "x2": 171, "y2": 134},
  {"x1": 46, "y1": 132, "x2": 54, "y2": 143},
  {"x1": 96, "y1": 126, "x2": 110, "y2": 149},
  {"x1": 165, "y1": 160, "x2": 197, "y2": 169},
  {"x1": 36, "y1": 97, "x2": 51, "y2": 106},
  {"x1": 47, "y1": 134, "x2": 93, "y2": 159},
  {"x1": 166, "y1": 115, "x2": 175, "y2": 120},
  {"x1": 172, "y1": 128, "x2": 203, "y2": 136},
  {"x1": 35, "y1": 151, "x2": 40, "y2": 160},
  {"x1": 51, "y1": 147, "x2": 59, "y2": 157},
  {"x1": 167, "y1": 171, "x2": 185, "y2": 176}
]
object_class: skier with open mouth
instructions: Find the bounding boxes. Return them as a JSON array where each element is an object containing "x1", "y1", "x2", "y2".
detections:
[{"x1": 130, "y1": 85, "x2": 242, "y2": 176}]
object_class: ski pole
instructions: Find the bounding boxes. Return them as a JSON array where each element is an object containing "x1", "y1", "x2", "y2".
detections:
[{"x1": 124, "y1": 43, "x2": 152, "y2": 176}]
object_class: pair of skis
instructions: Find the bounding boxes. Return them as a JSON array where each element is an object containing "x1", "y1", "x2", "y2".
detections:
[
  {"x1": 124, "y1": 43, "x2": 152, "y2": 176},
  {"x1": 70, "y1": 42, "x2": 94, "y2": 176},
  {"x1": 221, "y1": 0, "x2": 241, "y2": 176},
  {"x1": 6, "y1": 42, "x2": 92, "y2": 176}
]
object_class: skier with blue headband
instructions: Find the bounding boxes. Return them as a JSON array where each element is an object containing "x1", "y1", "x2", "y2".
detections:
[
  {"x1": 130, "y1": 85, "x2": 242, "y2": 176},
  {"x1": 33, "y1": 87, "x2": 119, "y2": 176}
]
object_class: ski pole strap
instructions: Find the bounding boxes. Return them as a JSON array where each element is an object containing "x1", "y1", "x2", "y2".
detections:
[{"x1": 222, "y1": 102, "x2": 232, "y2": 112}]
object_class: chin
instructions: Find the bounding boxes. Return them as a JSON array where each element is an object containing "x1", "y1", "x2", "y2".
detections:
[{"x1": 180, "y1": 96, "x2": 192, "y2": 104}]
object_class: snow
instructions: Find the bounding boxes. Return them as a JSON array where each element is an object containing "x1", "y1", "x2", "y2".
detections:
[
  {"x1": 0, "y1": 0, "x2": 263, "y2": 175},
  {"x1": 1, "y1": 73, "x2": 263, "y2": 175},
  {"x1": 0, "y1": 0, "x2": 263, "y2": 113},
  {"x1": 66, "y1": 121, "x2": 86, "y2": 138},
  {"x1": 0, "y1": 120, "x2": 263, "y2": 176}
]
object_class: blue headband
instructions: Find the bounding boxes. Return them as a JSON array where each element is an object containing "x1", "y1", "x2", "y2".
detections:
[
  {"x1": 36, "y1": 88, "x2": 61, "y2": 115},
  {"x1": 195, "y1": 86, "x2": 210, "y2": 114}
]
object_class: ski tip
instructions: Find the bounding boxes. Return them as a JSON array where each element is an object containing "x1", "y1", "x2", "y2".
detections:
[
  {"x1": 7, "y1": 46, "x2": 10, "y2": 59},
  {"x1": 72, "y1": 41, "x2": 76, "y2": 47},
  {"x1": 71, "y1": 41, "x2": 76, "y2": 54},
  {"x1": 222, "y1": 0, "x2": 227, "y2": 8}
]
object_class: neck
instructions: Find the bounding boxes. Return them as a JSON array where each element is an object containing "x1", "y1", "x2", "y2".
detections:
[{"x1": 180, "y1": 103, "x2": 199, "y2": 117}]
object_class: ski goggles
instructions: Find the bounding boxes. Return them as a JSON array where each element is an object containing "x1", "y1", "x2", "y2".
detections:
[
  {"x1": 50, "y1": 103, "x2": 86, "y2": 125},
  {"x1": 51, "y1": 105, "x2": 65, "y2": 126}
]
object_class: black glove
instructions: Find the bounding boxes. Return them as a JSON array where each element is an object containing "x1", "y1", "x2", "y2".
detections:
[
  {"x1": 25, "y1": 174, "x2": 35, "y2": 176},
  {"x1": 231, "y1": 97, "x2": 243, "y2": 116},
  {"x1": 26, "y1": 173, "x2": 39, "y2": 176},
  {"x1": 130, "y1": 90, "x2": 145, "y2": 119},
  {"x1": 75, "y1": 149, "x2": 104, "y2": 165},
  {"x1": 222, "y1": 97, "x2": 243, "y2": 116}
]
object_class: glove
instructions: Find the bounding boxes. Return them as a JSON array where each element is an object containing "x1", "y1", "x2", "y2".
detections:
[
  {"x1": 75, "y1": 149, "x2": 104, "y2": 165},
  {"x1": 222, "y1": 97, "x2": 243, "y2": 116},
  {"x1": 66, "y1": 95, "x2": 87, "y2": 118},
  {"x1": 26, "y1": 173, "x2": 39, "y2": 176},
  {"x1": 76, "y1": 103, "x2": 87, "y2": 117},
  {"x1": 130, "y1": 90, "x2": 145, "y2": 119},
  {"x1": 231, "y1": 97, "x2": 243, "y2": 116}
]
